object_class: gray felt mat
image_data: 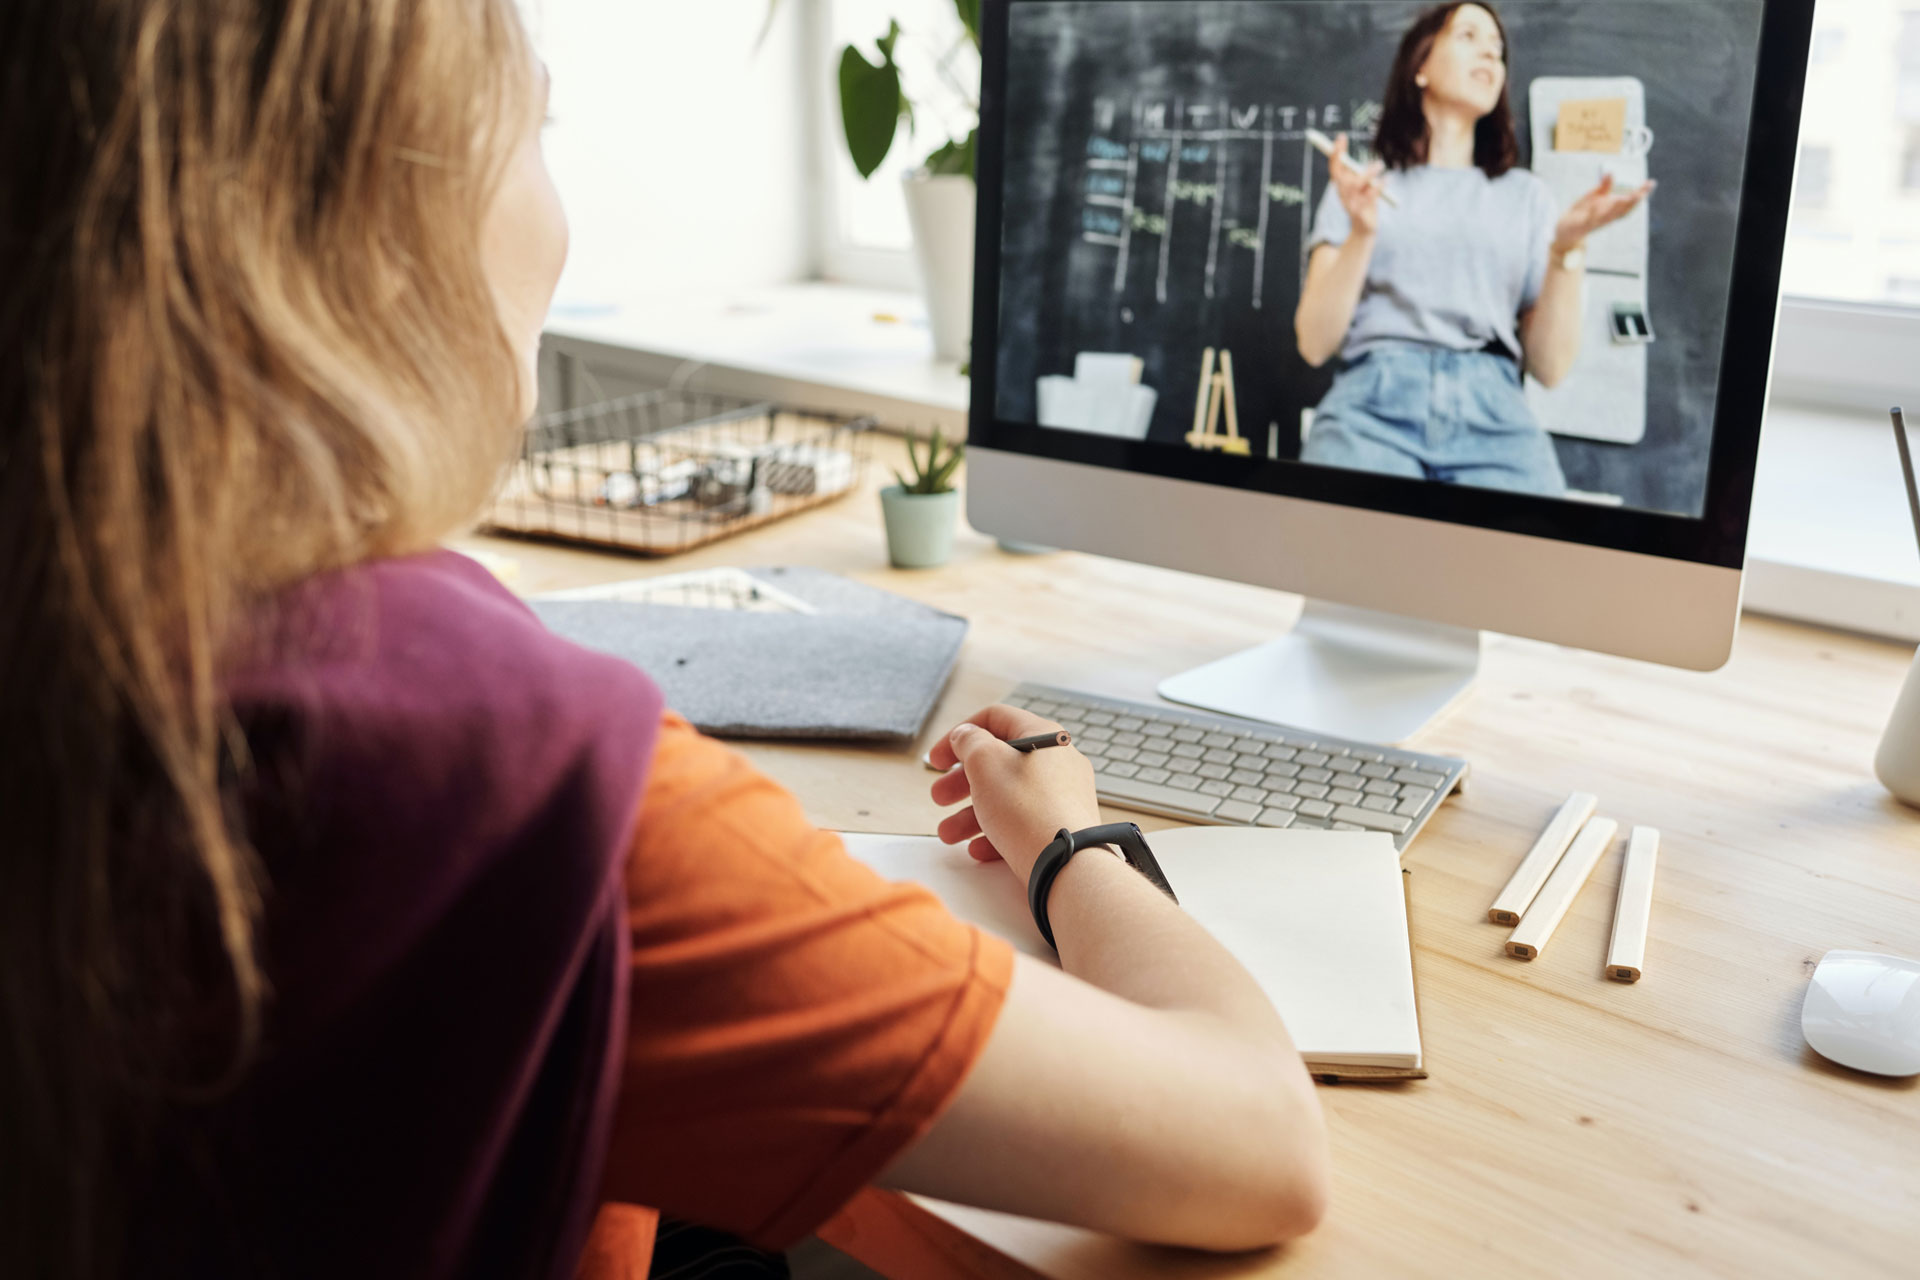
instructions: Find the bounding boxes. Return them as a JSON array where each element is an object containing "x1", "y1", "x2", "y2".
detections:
[{"x1": 533, "y1": 566, "x2": 967, "y2": 742}]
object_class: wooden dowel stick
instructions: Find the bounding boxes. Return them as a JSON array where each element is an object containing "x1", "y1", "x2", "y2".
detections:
[
  {"x1": 1220, "y1": 350, "x2": 1242, "y2": 440},
  {"x1": 1606, "y1": 826, "x2": 1660, "y2": 982},
  {"x1": 1506, "y1": 817, "x2": 1618, "y2": 960},
  {"x1": 1488, "y1": 793, "x2": 1598, "y2": 925}
]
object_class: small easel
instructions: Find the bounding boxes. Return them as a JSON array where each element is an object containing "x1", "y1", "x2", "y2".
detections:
[{"x1": 1185, "y1": 347, "x2": 1251, "y2": 456}]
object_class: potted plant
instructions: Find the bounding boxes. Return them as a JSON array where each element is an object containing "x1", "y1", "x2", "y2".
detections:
[
  {"x1": 768, "y1": 1, "x2": 980, "y2": 361},
  {"x1": 881, "y1": 428, "x2": 966, "y2": 568}
]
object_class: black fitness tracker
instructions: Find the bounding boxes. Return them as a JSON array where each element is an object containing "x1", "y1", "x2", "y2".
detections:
[{"x1": 1028, "y1": 822, "x2": 1178, "y2": 950}]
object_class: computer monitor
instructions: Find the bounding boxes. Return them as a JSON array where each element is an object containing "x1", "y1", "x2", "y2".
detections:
[{"x1": 966, "y1": 0, "x2": 1813, "y2": 742}]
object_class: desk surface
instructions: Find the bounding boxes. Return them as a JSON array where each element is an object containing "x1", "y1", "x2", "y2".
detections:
[{"x1": 462, "y1": 437, "x2": 1920, "y2": 1280}]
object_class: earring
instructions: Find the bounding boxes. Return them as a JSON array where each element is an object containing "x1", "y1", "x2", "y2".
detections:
[{"x1": 1416, "y1": 75, "x2": 1429, "y2": 88}]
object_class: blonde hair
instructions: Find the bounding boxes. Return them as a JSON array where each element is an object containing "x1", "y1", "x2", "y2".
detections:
[{"x1": 0, "y1": 1, "x2": 534, "y2": 1271}]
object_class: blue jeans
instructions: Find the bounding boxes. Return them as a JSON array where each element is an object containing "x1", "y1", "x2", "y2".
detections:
[{"x1": 1301, "y1": 343, "x2": 1567, "y2": 497}]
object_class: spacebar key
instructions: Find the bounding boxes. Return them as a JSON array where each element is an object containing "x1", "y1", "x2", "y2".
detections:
[{"x1": 1098, "y1": 774, "x2": 1223, "y2": 819}]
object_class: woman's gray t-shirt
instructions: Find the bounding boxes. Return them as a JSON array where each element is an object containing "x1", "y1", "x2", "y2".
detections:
[{"x1": 1308, "y1": 164, "x2": 1560, "y2": 364}]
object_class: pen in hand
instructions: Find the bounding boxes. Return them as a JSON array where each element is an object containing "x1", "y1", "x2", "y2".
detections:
[{"x1": 1008, "y1": 731, "x2": 1073, "y2": 752}]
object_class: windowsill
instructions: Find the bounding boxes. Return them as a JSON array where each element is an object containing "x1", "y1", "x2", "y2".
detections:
[
  {"x1": 542, "y1": 281, "x2": 1920, "y2": 644},
  {"x1": 543, "y1": 282, "x2": 968, "y2": 431}
]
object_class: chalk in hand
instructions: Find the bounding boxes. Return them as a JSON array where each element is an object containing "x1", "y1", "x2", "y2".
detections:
[{"x1": 1304, "y1": 128, "x2": 1400, "y2": 209}]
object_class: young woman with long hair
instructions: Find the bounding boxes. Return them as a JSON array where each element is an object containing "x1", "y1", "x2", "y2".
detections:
[
  {"x1": 0, "y1": 3, "x2": 1330, "y2": 1276},
  {"x1": 1294, "y1": 1, "x2": 1654, "y2": 495}
]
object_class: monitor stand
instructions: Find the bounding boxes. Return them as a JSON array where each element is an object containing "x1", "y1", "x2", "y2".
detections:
[{"x1": 1156, "y1": 600, "x2": 1481, "y2": 744}]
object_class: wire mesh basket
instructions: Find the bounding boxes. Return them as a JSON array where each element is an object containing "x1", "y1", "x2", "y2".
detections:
[{"x1": 484, "y1": 388, "x2": 874, "y2": 556}]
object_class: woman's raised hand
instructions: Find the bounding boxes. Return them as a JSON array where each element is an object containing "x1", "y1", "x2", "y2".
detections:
[
  {"x1": 1554, "y1": 173, "x2": 1656, "y2": 255},
  {"x1": 1329, "y1": 133, "x2": 1385, "y2": 236}
]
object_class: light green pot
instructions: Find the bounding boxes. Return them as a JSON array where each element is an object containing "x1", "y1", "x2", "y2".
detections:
[{"x1": 880, "y1": 485, "x2": 962, "y2": 569}]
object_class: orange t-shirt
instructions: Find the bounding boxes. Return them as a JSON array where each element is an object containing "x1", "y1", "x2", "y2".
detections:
[{"x1": 584, "y1": 712, "x2": 1015, "y2": 1273}]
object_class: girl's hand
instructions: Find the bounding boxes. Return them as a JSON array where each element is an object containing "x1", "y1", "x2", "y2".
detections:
[
  {"x1": 1329, "y1": 133, "x2": 1385, "y2": 237},
  {"x1": 1553, "y1": 173, "x2": 1656, "y2": 256},
  {"x1": 926, "y1": 704, "x2": 1103, "y2": 885}
]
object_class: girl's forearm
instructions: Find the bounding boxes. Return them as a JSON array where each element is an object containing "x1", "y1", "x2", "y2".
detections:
[
  {"x1": 1522, "y1": 253, "x2": 1585, "y2": 387},
  {"x1": 1294, "y1": 235, "x2": 1375, "y2": 367}
]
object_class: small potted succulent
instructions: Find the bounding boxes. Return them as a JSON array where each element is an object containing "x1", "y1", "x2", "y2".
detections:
[{"x1": 880, "y1": 428, "x2": 965, "y2": 568}]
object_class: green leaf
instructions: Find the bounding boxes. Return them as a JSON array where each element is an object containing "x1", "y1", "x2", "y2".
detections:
[
  {"x1": 924, "y1": 128, "x2": 977, "y2": 179},
  {"x1": 891, "y1": 467, "x2": 913, "y2": 491},
  {"x1": 839, "y1": 29, "x2": 903, "y2": 180},
  {"x1": 953, "y1": 0, "x2": 982, "y2": 48}
]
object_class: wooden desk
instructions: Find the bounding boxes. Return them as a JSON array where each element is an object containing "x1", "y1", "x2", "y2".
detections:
[{"x1": 461, "y1": 437, "x2": 1920, "y2": 1280}]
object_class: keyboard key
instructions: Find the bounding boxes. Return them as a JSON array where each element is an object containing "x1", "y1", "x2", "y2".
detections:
[
  {"x1": 1332, "y1": 804, "x2": 1413, "y2": 834},
  {"x1": 1203, "y1": 748, "x2": 1235, "y2": 765},
  {"x1": 1395, "y1": 795, "x2": 1426, "y2": 817},
  {"x1": 1233, "y1": 737, "x2": 1267, "y2": 755},
  {"x1": 1215, "y1": 799, "x2": 1262, "y2": 823},
  {"x1": 1198, "y1": 763, "x2": 1232, "y2": 781},
  {"x1": 1333, "y1": 822, "x2": 1366, "y2": 831},
  {"x1": 1361, "y1": 795, "x2": 1399, "y2": 813},
  {"x1": 1100, "y1": 774, "x2": 1221, "y2": 819},
  {"x1": 1295, "y1": 786, "x2": 1331, "y2": 803},
  {"x1": 1234, "y1": 753, "x2": 1267, "y2": 771},
  {"x1": 1228, "y1": 769, "x2": 1264, "y2": 787},
  {"x1": 1331, "y1": 772, "x2": 1365, "y2": 791},
  {"x1": 1265, "y1": 762, "x2": 1302, "y2": 780},
  {"x1": 1328, "y1": 788, "x2": 1364, "y2": 806},
  {"x1": 1263, "y1": 793, "x2": 1301, "y2": 811},
  {"x1": 1113, "y1": 731, "x2": 1145, "y2": 747},
  {"x1": 1231, "y1": 785, "x2": 1266, "y2": 804},
  {"x1": 1360, "y1": 762, "x2": 1397, "y2": 780},
  {"x1": 1172, "y1": 743, "x2": 1205, "y2": 759},
  {"x1": 1349, "y1": 750, "x2": 1386, "y2": 764},
  {"x1": 1137, "y1": 767, "x2": 1171, "y2": 784},
  {"x1": 1113, "y1": 717, "x2": 1145, "y2": 731},
  {"x1": 1395, "y1": 768, "x2": 1448, "y2": 788},
  {"x1": 1263, "y1": 744, "x2": 1297, "y2": 761},
  {"x1": 1364, "y1": 779, "x2": 1400, "y2": 798},
  {"x1": 1264, "y1": 776, "x2": 1298, "y2": 795},
  {"x1": 1106, "y1": 747, "x2": 1138, "y2": 763},
  {"x1": 1199, "y1": 779, "x2": 1236, "y2": 798},
  {"x1": 1083, "y1": 711, "x2": 1114, "y2": 726},
  {"x1": 1143, "y1": 736, "x2": 1175, "y2": 754},
  {"x1": 1202, "y1": 733, "x2": 1235, "y2": 749},
  {"x1": 1296, "y1": 750, "x2": 1330, "y2": 767},
  {"x1": 1168, "y1": 773, "x2": 1204, "y2": 792},
  {"x1": 1399, "y1": 784, "x2": 1437, "y2": 803},
  {"x1": 1167, "y1": 757, "x2": 1199, "y2": 776},
  {"x1": 1136, "y1": 751, "x2": 1170, "y2": 769},
  {"x1": 1104, "y1": 762, "x2": 1140, "y2": 779},
  {"x1": 1298, "y1": 767, "x2": 1334, "y2": 784},
  {"x1": 1079, "y1": 741, "x2": 1106, "y2": 758},
  {"x1": 1256, "y1": 808, "x2": 1297, "y2": 828},
  {"x1": 1293, "y1": 814, "x2": 1331, "y2": 829},
  {"x1": 1172, "y1": 728, "x2": 1205, "y2": 743},
  {"x1": 1297, "y1": 799, "x2": 1335, "y2": 818}
]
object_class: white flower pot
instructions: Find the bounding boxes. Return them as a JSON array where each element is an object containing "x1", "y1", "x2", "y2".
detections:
[{"x1": 902, "y1": 172, "x2": 975, "y2": 363}]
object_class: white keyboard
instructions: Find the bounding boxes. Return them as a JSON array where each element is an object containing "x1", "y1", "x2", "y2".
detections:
[{"x1": 1004, "y1": 683, "x2": 1468, "y2": 853}]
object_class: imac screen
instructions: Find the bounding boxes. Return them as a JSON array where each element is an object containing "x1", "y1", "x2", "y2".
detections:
[{"x1": 991, "y1": 0, "x2": 1772, "y2": 520}]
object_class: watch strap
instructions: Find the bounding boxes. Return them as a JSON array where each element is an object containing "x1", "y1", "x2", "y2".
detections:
[{"x1": 1028, "y1": 823, "x2": 1179, "y2": 950}]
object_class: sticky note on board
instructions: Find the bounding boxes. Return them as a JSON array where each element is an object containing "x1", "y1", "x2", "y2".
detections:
[{"x1": 1554, "y1": 98, "x2": 1628, "y2": 153}]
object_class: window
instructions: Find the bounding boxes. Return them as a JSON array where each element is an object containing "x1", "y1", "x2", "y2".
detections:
[
  {"x1": 1795, "y1": 144, "x2": 1835, "y2": 210},
  {"x1": 821, "y1": 0, "x2": 976, "y2": 282}
]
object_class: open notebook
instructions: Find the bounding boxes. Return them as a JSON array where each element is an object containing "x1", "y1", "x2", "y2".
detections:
[{"x1": 841, "y1": 827, "x2": 1425, "y2": 1080}]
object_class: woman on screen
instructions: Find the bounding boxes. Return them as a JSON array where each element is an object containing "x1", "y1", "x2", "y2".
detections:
[{"x1": 1293, "y1": 1, "x2": 1652, "y2": 496}]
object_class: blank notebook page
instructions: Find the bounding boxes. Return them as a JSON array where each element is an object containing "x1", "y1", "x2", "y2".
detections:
[{"x1": 840, "y1": 827, "x2": 1422, "y2": 1069}]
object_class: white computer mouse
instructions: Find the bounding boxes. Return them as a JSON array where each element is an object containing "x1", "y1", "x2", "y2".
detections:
[{"x1": 1800, "y1": 950, "x2": 1920, "y2": 1077}]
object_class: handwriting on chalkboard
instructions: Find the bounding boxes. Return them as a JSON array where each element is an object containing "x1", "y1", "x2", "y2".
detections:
[{"x1": 1074, "y1": 94, "x2": 1382, "y2": 309}]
